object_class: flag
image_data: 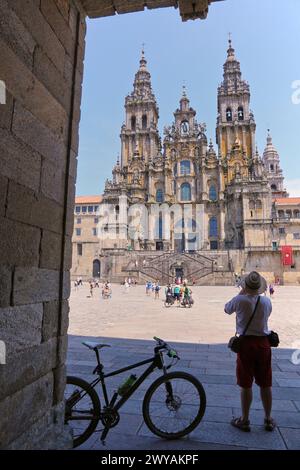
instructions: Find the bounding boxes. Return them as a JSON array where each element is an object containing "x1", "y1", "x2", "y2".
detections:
[{"x1": 281, "y1": 246, "x2": 293, "y2": 266}]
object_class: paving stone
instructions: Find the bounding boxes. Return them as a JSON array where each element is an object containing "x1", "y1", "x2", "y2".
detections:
[
  {"x1": 279, "y1": 428, "x2": 300, "y2": 450},
  {"x1": 189, "y1": 422, "x2": 286, "y2": 450},
  {"x1": 275, "y1": 378, "x2": 300, "y2": 388}
]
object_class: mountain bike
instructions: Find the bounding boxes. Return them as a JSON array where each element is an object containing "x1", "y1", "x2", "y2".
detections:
[{"x1": 65, "y1": 337, "x2": 206, "y2": 447}]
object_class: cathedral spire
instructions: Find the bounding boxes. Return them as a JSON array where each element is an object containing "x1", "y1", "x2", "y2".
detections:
[
  {"x1": 226, "y1": 33, "x2": 236, "y2": 61},
  {"x1": 139, "y1": 45, "x2": 147, "y2": 71}
]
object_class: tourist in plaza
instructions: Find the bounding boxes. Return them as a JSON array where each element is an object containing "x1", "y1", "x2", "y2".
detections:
[
  {"x1": 124, "y1": 279, "x2": 129, "y2": 293},
  {"x1": 154, "y1": 282, "x2": 161, "y2": 299},
  {"x1": 146, "y1": 280, "x2": 152, "y2": 295},
  {"x1": 224, "y1": 271, "x2": 275, "y2": 432},
  {"x1": 269, "y1": 284, "x2": 274, "y2": 297},
  {"x1": 173, "y1": 284, "x2": 181, "y2": 304},
  {"x1": 89, "y1": 281, "x2": 94, "y2": 297}
]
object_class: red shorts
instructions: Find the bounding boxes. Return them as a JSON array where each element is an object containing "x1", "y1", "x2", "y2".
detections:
[{"x1": 237, "y1": 336, "x2": 272, "y2": 388}]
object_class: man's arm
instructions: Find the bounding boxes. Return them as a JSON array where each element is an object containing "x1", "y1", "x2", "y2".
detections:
[{"x1": 224, "y1": 296, "x2": 238, "y2": 315}]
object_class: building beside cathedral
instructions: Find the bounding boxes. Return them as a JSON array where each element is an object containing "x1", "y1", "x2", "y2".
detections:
[{"x1": 72, "y1": 40, "x2": 300, "y2": 285}]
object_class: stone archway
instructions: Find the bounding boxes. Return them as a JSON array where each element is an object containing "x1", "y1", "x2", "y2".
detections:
[{"x1": 0, "y1": 0, "x2": 224, "y2": 450}]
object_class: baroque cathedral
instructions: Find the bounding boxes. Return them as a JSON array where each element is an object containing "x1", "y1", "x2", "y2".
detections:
[
  {"x1": 100, "y1": 39, "x2": 286, "y2": 252},
  {"x1": 72, "y1": 40, "x2": 300, "y2": 284}
]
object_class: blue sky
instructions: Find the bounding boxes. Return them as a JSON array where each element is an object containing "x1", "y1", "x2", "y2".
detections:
[{"x1": 77, "y1": 0, "x2": 300, "y2": 196}]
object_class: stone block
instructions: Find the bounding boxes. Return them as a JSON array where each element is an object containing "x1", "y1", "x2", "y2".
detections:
[
  {"x1": 0, "y1": 0, "x2": 36, "y2": 68},
  {"x1": 42, "y1": 301, "x2": 60, "y2": 341},
  {"x1": 60, "y1": 300, "x2": 70, "y2": 336},
  {"x1": 63, "y1": 270, "x2": 71, "y2": 299},
  {"x1": 33, "y1": 45, "x2": 70, "y2": 112},
  {"x1": 13, "y1": 267, "x2": 60, "y2": 305},
  {"x1": 0, "y1": 265, "x2": 12, "y2": 308},
  {"x1": 0, "y1": 372, "x2": 54, "y2": 448},
  {"x1": 58, "y1": 334, "x2": 68, "y2": 365},
  {"x1": 40, "y1": 230, "x2": 62, "y2": 270},
  {"x1": 0, "y1": 90, "x2": 14, "y2": 130},
  {"x1": 0, "y1": 39, "x2": 67, "y2": 140},
  {"x1": 0, "y1": 174, "x2": 8, "y2": 217},
  {"x1": 63, "y1": 236, "x2": 73, "y2": 271},
  {"x1": 6, "y1": 181, "x2": 64, "y2": 234},
  {"x1": 54, "y1": 0, "x2": 70, "y2": 21},
  {"x1": 5, "y1": 401, "x2": 71, "y2": 450},
  {"x1": 0, "y1": 216, "x2": 40, "y2": 267},
  {"x1": 40, "y1": 0, "x2": 74, "y2": 57},
  {"x1": 0, "y1": 303, "x2": 43, "y2": 358},
  {"x1": 9, "y1": 0, "x2": 65, "y2": 73},
  {"x1": 0, "y1": 128, "x2": 41, "y2": 192},
  {"x1": 53, "y1": 364, "x2": 66, "y2": 404},
  {"x1": 0, "y1": 339, "x2": 57, "y2": 402},
  {"x1": 12, "y1": 102, "x2": 67, "y2": 169}
]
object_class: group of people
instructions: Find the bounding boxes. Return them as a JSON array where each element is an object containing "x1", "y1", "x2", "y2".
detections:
[
  {"x1": 145, "y1": 281, "x2": 161, "y2": 299},
  {"x1": 165, "y1": 281, "x2": 193, "y2": 306}
]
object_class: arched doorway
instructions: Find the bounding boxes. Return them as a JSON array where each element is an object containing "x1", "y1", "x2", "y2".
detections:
[{"x1": 93, "y1": 259, "x2": 101, "y2": 278}]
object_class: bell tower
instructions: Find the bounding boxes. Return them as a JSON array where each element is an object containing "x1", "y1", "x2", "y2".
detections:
[
  {"x1": 262, "y1": 130, "x2": 288, "y2": 197},
  {"x1": 120, "y1": 49, "x2": 160, "y2": 168},
  {"x1": 216, "y1": 37, "x2": 256, "y2": 173}
]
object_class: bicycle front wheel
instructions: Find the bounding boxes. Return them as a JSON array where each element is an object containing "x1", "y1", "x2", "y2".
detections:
[
  {"x1": 65, "y1": 376, "x2": 100, "y2": 448},
  {"x1": 143, "y1": 371, "x2": 206, "y2": 439}
]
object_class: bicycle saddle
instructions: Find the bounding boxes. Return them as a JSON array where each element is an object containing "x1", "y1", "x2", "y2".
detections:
[{"x1": 82, "y1": 341, "x2": 111, "y2": 350}]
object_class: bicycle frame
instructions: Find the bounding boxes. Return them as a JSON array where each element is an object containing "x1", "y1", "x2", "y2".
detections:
[{"x1": 88, "y1": 346, "x2": 168, "y2": 412}]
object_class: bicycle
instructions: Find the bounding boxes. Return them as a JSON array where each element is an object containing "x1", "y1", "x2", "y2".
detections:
[{"x1": 65, "y1": 337, "x2": 206, "y2": 448}]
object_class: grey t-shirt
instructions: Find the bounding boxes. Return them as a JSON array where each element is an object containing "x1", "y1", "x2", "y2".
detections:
[{"x1": 224, "y1": 294, "x2": 272, "y2": 336}]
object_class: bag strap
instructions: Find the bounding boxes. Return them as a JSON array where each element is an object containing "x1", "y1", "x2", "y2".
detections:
[{"x1": 241, "y1": 296, "x2": 260, "y2": 336}]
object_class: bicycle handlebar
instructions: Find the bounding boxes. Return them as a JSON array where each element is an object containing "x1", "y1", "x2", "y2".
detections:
[{"x1": 153, "y1": 336, "x2": 180, "y2": 360}]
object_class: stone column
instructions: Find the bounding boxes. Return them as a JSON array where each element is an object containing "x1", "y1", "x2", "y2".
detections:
[{"x1": 0, "y1": 0, "x2": 86, "y2": 449}]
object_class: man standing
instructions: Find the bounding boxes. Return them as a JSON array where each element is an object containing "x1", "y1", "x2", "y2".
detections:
[{"x1": 224, "y1": 271, "x2": 276, "y2": 432}]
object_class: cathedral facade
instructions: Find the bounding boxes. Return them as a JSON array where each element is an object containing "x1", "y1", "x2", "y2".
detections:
[{"x1": 72, "y1": 41, "x2": 300, "y2": 285}]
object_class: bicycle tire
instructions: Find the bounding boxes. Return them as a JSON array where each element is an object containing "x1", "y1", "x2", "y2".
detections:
[
  {"x1": 65, "y1": 375, "x2": 101, "y2": 448},
  {"x1": 142, "y1": 371, "x2": 206, "y2": 439}
]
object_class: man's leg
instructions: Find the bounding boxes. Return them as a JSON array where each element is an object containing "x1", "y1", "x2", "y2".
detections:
[
  {"x1": 260, "y1": 387, "x2": 272, "y2": 419},
  {"x1": 240, "y1": 387, "x2": 253, "y2": 422}
]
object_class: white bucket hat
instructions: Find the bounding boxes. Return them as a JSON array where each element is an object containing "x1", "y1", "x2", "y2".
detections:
[{"x1": 239, "y1": 271, "x2": 267, "y2": 295}]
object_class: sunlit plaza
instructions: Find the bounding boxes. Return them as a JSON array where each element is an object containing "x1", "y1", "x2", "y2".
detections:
[{"x1": 67, "y1": 284, "x2": 300, "y2": 450}]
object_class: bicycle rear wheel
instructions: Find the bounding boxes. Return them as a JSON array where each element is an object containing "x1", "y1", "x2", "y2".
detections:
[
  {"x1": 143, "y1": 371, "x2": 206, "y2": 439},
  {"x1": 65, "y1": 376, "x2": 100, "y2": 448}
]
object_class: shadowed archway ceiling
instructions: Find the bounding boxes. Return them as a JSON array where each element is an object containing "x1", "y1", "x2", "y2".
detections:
[{"x1": 80, "y1": 0, "x2": 224, "y2": 21}]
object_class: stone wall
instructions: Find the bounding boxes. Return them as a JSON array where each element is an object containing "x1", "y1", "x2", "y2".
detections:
[{"x1": 0, "y1": 0, "x2": 86, "y2": 449}]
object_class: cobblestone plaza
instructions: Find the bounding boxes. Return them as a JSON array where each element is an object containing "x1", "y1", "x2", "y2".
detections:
[{"x1": 68, "y1": 284, "x2": 300, "y2": 450}]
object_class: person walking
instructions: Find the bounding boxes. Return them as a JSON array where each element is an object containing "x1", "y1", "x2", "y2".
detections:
[
  {"x1": 224, "y1": 271, "x2": 275, "y2": 432},
  {"x1": 269, "y1": 283, "x2": 274, "y2": 297},
  {"x1": 154, "y1": 282, "x2": 160, "y2": 299}
]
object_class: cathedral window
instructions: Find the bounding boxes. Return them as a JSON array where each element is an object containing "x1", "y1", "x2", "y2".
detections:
[
  {"x1": 249, "y1": 200, "x2": 255, "y2": 210},
  {"x1": 173, "y1": 180, "x2": 177, "y2": 195},
  {"x1": 142, "y1": 114, "x2": 147, "y2": 129},
  {"x1": 156, "y1": 188, "x2": 164, "y2": 203},
  {"x1": 75, "y1": 206, "x2": 80, "y2": 213},
  {"x1": 209, "y1": 217, "x2": 218, "y2": 238},
  {"x1": 271, "y1": 184, "x2": 277, "y2": 190},
  {"x1": 131, "y1": 115, "x2": 136, "y2": 130},
  {"x1": 256, "y1": 200, "x2": 262, "y2": 209},
  {"x1": 180, "y1": 160, "x2": 191, "y2": 175},
  {"x1": 270, "y1": 164, "x2": 274, "y2": 172},
  {"x1": 174, "y1": 163, "x2": 177, "y2": 176},
  {"x1": 278, "y1": 210, "x2": 284, "y2": 219},
  {"x1": 238, "y1": 106, "x2": 244, "y2": 121},
  {"x1": 209, "y1": 185, "x2": 218, "y2": 201},
  {"x1": 293, "y1": 210, "x2": 300, "y2": 219},
  {"x1": 181, "y1": 183, "x2": 191, "y2": 201},
  {"x1": 226, "y1": 108, "x2": 232, "y2": 122}
]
